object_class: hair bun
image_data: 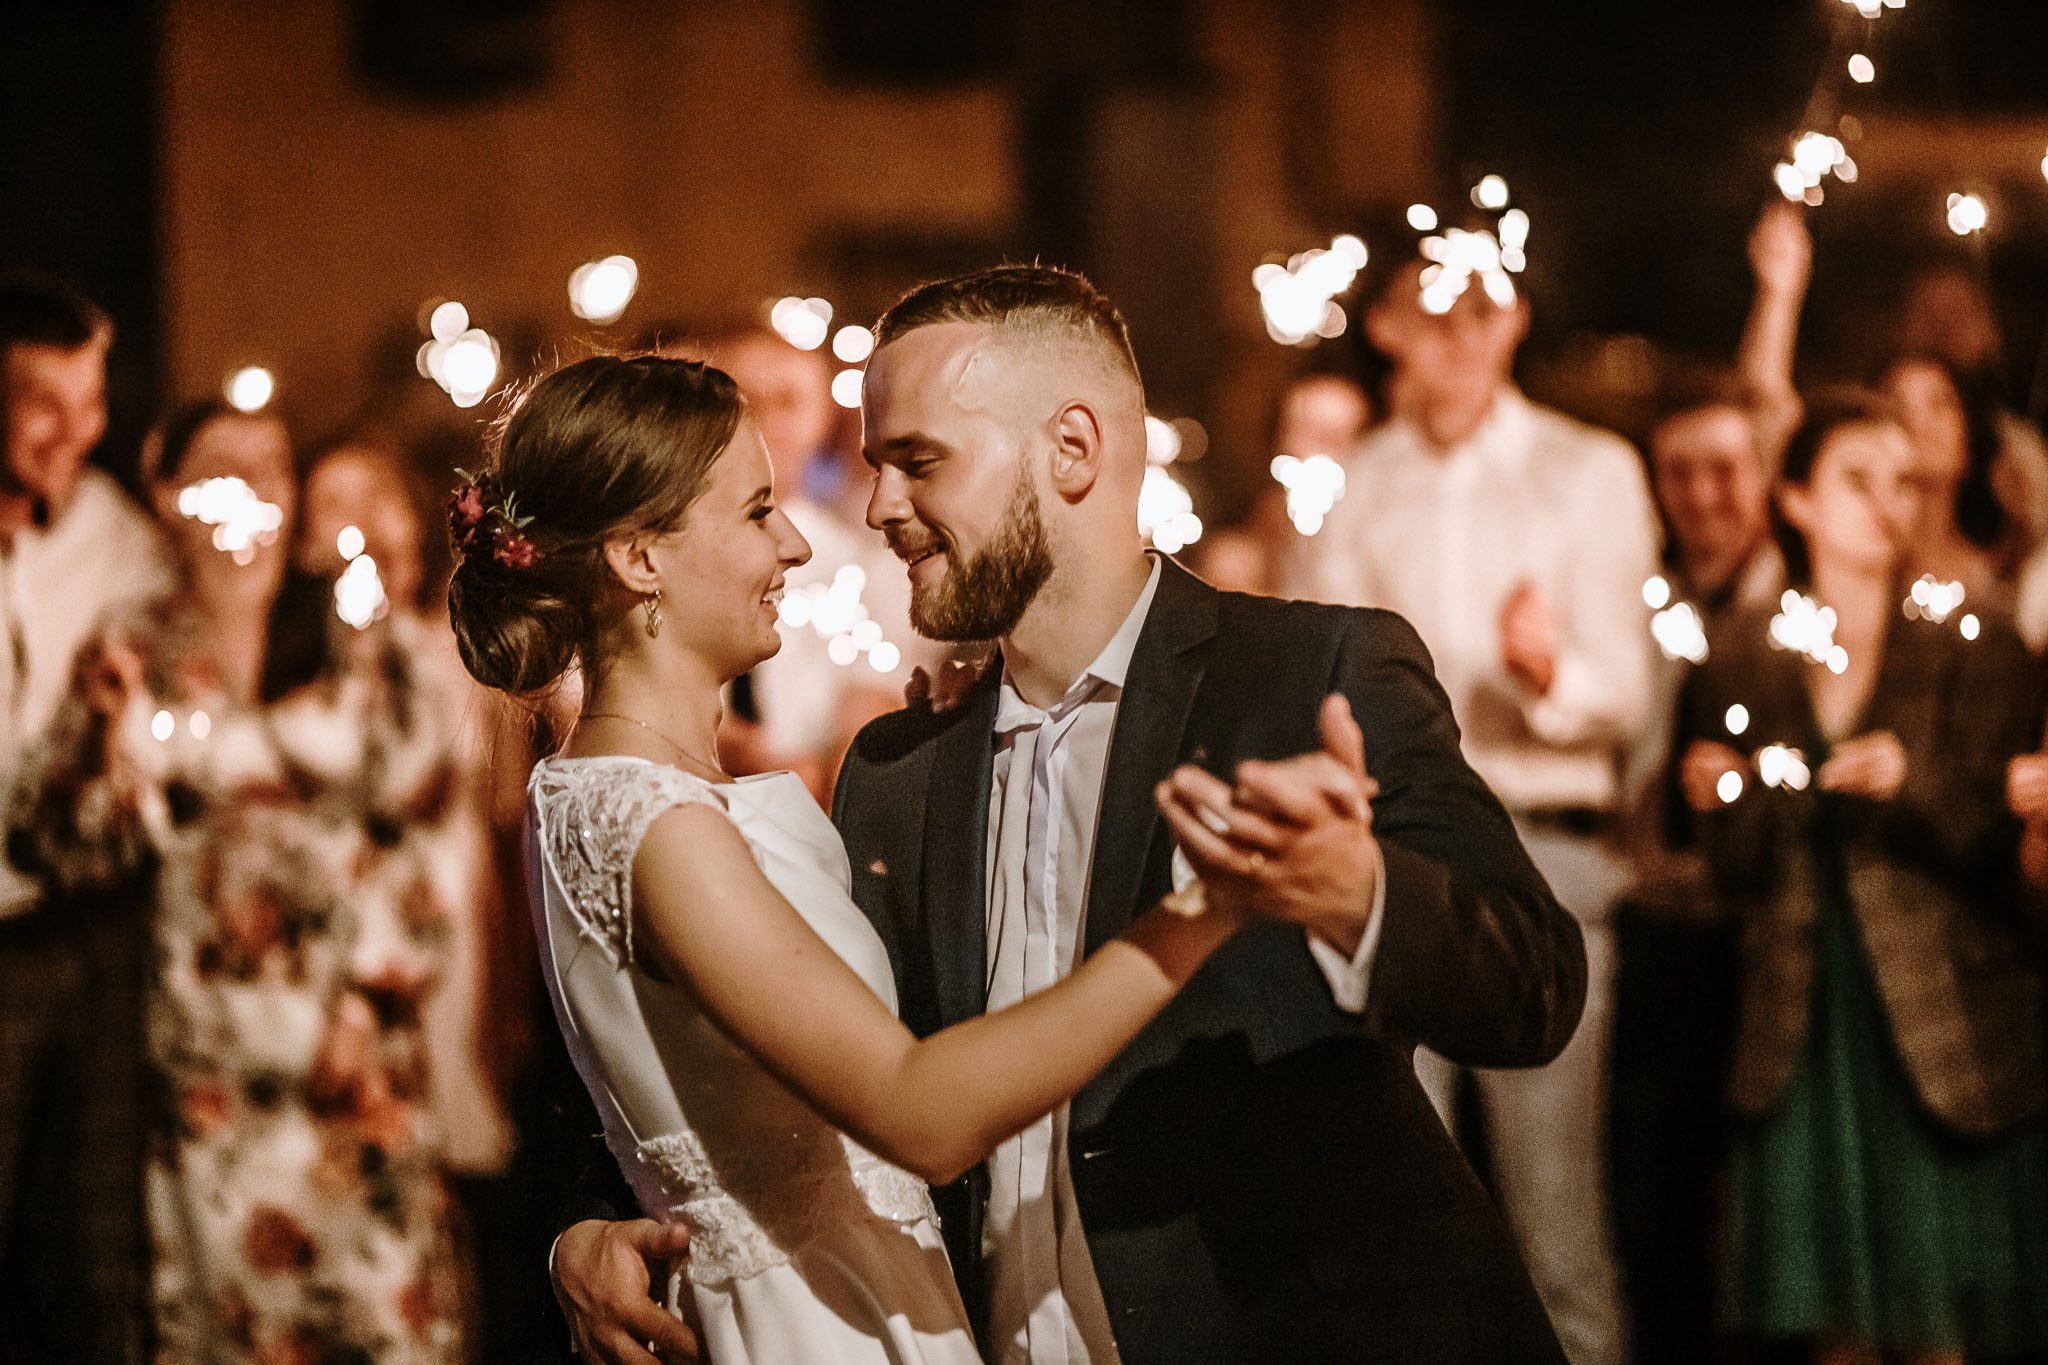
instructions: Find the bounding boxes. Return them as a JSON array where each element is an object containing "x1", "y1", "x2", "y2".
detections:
[{"x1": 447, "y1": 553, "x2": 583, "y2": 695}]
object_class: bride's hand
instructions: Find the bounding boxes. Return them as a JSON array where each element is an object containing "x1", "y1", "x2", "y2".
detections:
[{"x1": 1154, "y1": 780, "x2": 1286, "y2": 928}]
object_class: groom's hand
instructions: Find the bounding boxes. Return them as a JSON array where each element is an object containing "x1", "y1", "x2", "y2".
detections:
[
  {"x1": 1163, "y1": 694, "x2": 1381, "y2": 955},
  {"x1": 554, "y1": 1217, "x2": 700, "y2": 1363}
]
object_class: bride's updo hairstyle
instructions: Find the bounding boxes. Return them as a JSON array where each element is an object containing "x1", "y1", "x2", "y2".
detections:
[{"x1": 447, "y1": 355, "x2": 744, "y2": 696}]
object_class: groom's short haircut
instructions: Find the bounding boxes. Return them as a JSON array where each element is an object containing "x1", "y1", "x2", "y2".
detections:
[{"x1": 873, "y1": 264, "x2": 1143, "y2": 392}]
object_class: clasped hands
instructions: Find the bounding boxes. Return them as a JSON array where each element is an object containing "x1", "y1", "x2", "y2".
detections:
[
  {"x1": 1153, "y1": 694, "x2": 1383, "y2": 956},
  {"x1": 1681, "y1": 730, "x2": 1906, "y2": 813}
]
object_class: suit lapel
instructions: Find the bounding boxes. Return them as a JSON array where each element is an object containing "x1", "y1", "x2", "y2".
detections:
[
  {"x1": 922, "y1": 673, "x2": 1000, "y2": 1028},
  {"x1": 1084, "y1": 559, "x2": 1220, "y2": 955}
]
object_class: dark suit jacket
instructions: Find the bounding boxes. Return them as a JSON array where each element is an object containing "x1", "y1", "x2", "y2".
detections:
[
  {"x1": 1679, "y1": 604, "x2": 2047, "y2": 1138},
  {"x1": 829, "y1": 558, "x2": 1583, "y2": 1363}
]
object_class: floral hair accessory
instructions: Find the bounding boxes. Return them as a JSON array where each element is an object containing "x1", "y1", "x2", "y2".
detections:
[{"x1": 447, "y1": 468, "x2": 540, "y2": 571}]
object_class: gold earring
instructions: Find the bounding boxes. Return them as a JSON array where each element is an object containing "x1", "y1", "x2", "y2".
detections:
[{"x1": 643, "y1": 588, "x2": 663, "y2": 639}]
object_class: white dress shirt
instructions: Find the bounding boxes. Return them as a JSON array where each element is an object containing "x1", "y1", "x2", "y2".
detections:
[
  {"x1": 0, "y1": 468, "x2": 174, "y2": 915},
  {"x1": 980, "y1": 555, "x2": 1383, "y2": 1363},
  {"x1": 1289, "y1": 390, "x2": 1659, "y2": 813}
]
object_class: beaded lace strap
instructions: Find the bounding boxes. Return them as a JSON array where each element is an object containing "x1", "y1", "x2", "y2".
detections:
[{"x1": 532, "y1": 760, "x2": 725, "y2": 967}]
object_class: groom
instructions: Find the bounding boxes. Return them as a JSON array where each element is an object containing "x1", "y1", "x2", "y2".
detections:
[{"x1": 554, "y1": 265, "x2": 1585, "y2": 1362}]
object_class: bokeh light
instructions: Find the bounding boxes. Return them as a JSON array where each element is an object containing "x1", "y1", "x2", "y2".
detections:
[
  {"x1": 569, "y1": 254, "x2": 640, "y2": 324},
  {"x1": 224, "y1": 366, "x2": 275, "y2": 413}
]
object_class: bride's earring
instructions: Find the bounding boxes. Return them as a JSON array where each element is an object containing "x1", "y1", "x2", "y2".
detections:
[{"x1": 643, "y1": 588, "x2": 663, "y2": 639}]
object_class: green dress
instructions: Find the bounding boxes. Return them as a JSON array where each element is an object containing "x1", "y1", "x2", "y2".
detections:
[{"x1": 1724, "y1": 793, "x2": 2048, "y2": 1352}]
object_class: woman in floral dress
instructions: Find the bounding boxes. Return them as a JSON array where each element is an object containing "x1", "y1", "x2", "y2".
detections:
[{"x1": 9, "y1": 400, "x2": 469, "y2": 1363}]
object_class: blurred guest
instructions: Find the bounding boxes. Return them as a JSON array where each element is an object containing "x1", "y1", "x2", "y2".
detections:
[
  {"x1": 667, "y1": 324, "x2": 938, "y2": 800},
  {"x1": 9, "y1": 401, "x2": 471, "y2": 1364},
  {"x1": 1896, "y1": 259, "x2": 2048, "y2": 540},
  {"x1": 0, "y1": 279, "x2": 173, "y2": 1361},
  {"x1": 1734, "y1": 205, "x2": 2041, "y2": 613},
  {"x1": 1881, "y1": 354, "x2": 2028, "y2": 614},
  {"x1": 1609, "y1": 367, "x2": 1788, "y2": 1363},
  {"x1": 1275, "y1": 370, "x2": 1371, "y2": 459},
  {"x1": 1190, "y1": 488, "x2": 1286, "y2": 596},
  {"x1": 1678, "y1": 391, "x2": 2048, "y2": 1363},
  {"x1": 1288, "y1": 256, "x2": 1656, "y2": 1365},
  {"x1": 1201, "y1": 371, "x2": 1369, "y2": 596},
  {"x1": 295, "y1": 438, "x2": 432, "y2": 610},
  {"x1": 1629, "y1": 366, "x2": 1790, "y2": 876},
  {"x1": 294, "y1": 437, "x2": 519, "y2": 1178}
]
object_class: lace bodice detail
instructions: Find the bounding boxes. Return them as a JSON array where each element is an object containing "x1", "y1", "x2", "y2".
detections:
[
  {"x1": 528, "y1": 755, "x2": 944, "y2": 1290},
  {"x1": 529, "y1": 757, "x2": 724, "y2": 967},
  {"x1": 634, "y1": 1129, "x2": 939, "y2": 1284}
]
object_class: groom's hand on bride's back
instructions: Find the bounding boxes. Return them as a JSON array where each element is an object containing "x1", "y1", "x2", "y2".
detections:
[
  {"x1": 553, "y1": 1217, "x2": 700, "y2": 1363},
  {"x1": 904, "y1": 654, "x2": 990, "y2": 714}
]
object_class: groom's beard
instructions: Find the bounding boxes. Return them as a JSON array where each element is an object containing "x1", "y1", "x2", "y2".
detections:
[{"x1": 904, "y1": 470, "x2": 1053, "y2": 642}]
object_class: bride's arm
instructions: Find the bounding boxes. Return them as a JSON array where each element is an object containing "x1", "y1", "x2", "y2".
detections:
[{"x1": 631, "y1": 798, "x2": 1242, "y2": 1187}]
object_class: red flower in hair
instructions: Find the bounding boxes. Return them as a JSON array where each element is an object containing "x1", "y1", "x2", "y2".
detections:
[
  {"x1": 493, "y1": 529, "x2": 538, "y2": 571},
  {"x1": 445, "y1": 483, "x2": 487, "y2": 551},
  {"x1": 449, "y1": 468, "x2": 540, "y2": 569}
]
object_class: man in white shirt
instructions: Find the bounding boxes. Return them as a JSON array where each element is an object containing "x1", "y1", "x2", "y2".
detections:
[
  {"x1": 558, "y1": 265, "x2": 1584, "y2": 1363},
  {"x1": 1290, "y1": 258, "x2": 1658, "y2": 1365},
  {"x1": 0, "y1": 279, "x2": 174, "y2": 1361}
]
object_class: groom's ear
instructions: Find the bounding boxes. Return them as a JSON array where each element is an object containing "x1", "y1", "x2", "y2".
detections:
[
  {"x1": 602, "y1": 533, "x2": 664, "y2": 595},
  {"x1": 1048, "y1": 399, "x2": 1106, "y2": 500}
]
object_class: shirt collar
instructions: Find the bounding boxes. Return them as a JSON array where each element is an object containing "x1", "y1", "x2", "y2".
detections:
[
  {"x1": 994, "y1": 555, "x2": 1163, "y2": 733},
  {"x1": 1382, "y1": 385, "x2": 1532, "y2": 471}
]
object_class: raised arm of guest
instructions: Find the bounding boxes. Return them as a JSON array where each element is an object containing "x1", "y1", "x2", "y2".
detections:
[{"x1": 1735, "y1": 200, "x2": 1812, "y2": 461}]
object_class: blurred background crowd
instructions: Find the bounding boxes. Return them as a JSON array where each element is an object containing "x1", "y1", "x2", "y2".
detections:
[{"x1": 7, "y1": 1, "x2": 2048, "y2": 1362}]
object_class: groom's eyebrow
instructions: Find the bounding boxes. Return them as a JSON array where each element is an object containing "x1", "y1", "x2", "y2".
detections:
[{"x1": 864, "y1": 433, "x2": 949, "y2": 469}]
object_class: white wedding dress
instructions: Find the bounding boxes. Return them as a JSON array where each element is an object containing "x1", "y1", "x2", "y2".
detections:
[{"x1": 527, "y1": 755, "x2": 983, "y2": 1364}]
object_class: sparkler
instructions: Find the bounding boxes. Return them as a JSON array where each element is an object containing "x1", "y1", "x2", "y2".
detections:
[
  {"x1": 1253, "y1": 235, "x2": 1368, "y2": 346},
  {"x1": 569, "y1": 255, "x2": 639, "y2": 325},
  {"x1": 1945, "y1": 192, "x2": 1988, "y2": 237},
  {"x1": 177, "y1": 476, "x2": 285, "y2": 566},
  {"x1": 1270, "y1": 454, "x2": 1346, "y2": 536},
  {"x1": 224, "y1": 367, "x2": 275, "y2": 414},
  {"x1": 775, "y1": 564, "x2": 902, "y2": 673},
  {"x1": 334, "y1": 554, "x2": 387, "y2": 630},
  {"x1": 1138, "y1": 415, "x2": 1203, "y2": 553},
  {"x1": 416, "y1": 301, "x2": 500, "y2": 409},
  {"x1": 1903, "y1": 574, "x2": 1965, "y2": 623},
  {"x1": 1756, "y1": 743, "x2": 1812, "y2": 791},
  {"x1": 1770, "y1": 590, "x2": 1848, "y2": 674},
  {"x1": 329, "y1": 522, "x2": 389, "y2": 629},
  {"x1": 769, "y1": 297, "x2": 833, "y2": 352},
  {"x1": 1769, "y1": 0, "x2": 1906, "y2": 206},
  {"x1": 1409, "y1": 178, "x2": 1528, "y2": 316},
  {"x1": 1643, "y1": 576, "x2": 1710, "y2": 663},
  {"x1": 1901, "y1": 576, "x2": 1984, "y2": 642}
]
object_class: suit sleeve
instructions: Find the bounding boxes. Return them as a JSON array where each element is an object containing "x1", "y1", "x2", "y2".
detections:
[
  {"x1": 1880, "y1": 622, "x2": 2042, "y2": 883},
  {"x1": 1334, "y1": 609, "x2": 1588, "y2": 1066},
  {"x1": 557, "y1": 1135, "x2": 640, "y2": 1234}
]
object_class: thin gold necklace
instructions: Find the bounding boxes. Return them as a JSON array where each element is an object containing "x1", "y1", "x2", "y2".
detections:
[{"x1": 578, "y1": 711, "x2": 724, "y2": 778}]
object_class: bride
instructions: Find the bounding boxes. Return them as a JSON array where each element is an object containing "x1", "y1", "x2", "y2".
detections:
[{"x1": 447, "y1": 355, "x2": 1245, "y2": 1364}]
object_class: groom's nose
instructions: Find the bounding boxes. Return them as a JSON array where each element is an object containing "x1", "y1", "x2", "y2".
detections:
[{"x1": 866, "y1": 465, "x2": 912, "y2": 533}]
